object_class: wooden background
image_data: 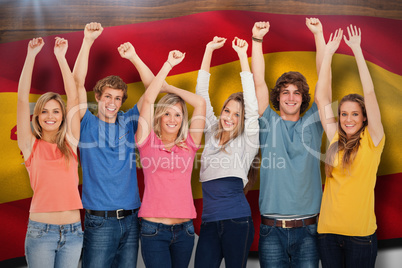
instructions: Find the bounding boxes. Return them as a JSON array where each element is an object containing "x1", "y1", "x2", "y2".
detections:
[{"x1": 1, "y1": 0, "x2": 401, "y2": 44}]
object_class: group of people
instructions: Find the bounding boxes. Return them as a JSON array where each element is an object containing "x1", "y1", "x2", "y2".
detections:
[{"x1": 17, "y1": 17, "x2": 384, "y2": 268}]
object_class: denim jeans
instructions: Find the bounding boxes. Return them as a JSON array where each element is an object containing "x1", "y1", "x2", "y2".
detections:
[
  {"x1": 140, "y1": 219, "x2": 195, "y2": 268},
  {"x1": 25, "y1": 219, "x2": 83, "y2": 268},
  {"x1": 194, "y1": 216, "x2": 254, "y2": 268},
  {"x1": 318, "y1": 232, "x2": 377, "y2": 268},
  {"x1": 259, "y1": 221, "x2": 319, "y2": 268},
  {"x1": 82, "y1": 210, "x2": 140, "y2": 268}
]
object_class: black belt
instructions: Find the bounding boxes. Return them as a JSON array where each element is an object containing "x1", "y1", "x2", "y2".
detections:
[
  {"x1": 261, "y1": 216, "x2": 317, "y2": 228},
  {"x1": 86, "y1": 209, "x2": 138, "y2": 219}
]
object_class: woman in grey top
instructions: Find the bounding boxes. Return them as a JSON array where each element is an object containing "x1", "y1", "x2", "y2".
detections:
[{"x1": 194, "y1": 36, "x2": 259, "y2": 268}]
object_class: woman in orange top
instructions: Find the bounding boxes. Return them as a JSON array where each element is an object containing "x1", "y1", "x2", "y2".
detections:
[
  {"x1": 315, "y1": 26, "x2": 385, "y2": 267},
  {"x1": 17, "y1": 37, "x2": 83, "y2": 268}
]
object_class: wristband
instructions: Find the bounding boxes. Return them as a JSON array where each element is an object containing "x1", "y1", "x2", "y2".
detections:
[
  {"x1": 252, "y1": 36, "x2": 263, "y2": 43},
  {"x1": 166, "y1": 60, "x2": 173, "y2": 69}
]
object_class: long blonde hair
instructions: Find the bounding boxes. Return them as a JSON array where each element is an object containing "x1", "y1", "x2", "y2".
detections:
[
  {"x1": 32, "y1": 92, "x2": 72, "y2": 161},
  {"x1": 153, "y1": 93, "x2": 189, "y2": 149},
  {"x1": 215, "y1": 92, "x2": 245, "y2": 149},
  {"x1": 325, "y1": 94, "x2": 368, "y2": 178}
]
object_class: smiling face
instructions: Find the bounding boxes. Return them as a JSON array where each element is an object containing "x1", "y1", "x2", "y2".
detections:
[
  {"x1": 220, "y1": 99, "x2": 241, "y2": 133},
  {"x1": 96, "y1": 87, "x2": 124, "y2": 123},
  {"x1": 278, "y1": 84, "x2": 302, "y2": 121},
  {"x1": 160, "y1": 102, "x2": 184, "y2": 137},
  {"x1": 38, "y1": 99, "x2": 63, "y2": 134},
  {"x1": 339, "y1": 101, "x2": 366, "y2": 138}
]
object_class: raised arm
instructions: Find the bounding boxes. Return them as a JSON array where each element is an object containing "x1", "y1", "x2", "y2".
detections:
[
  {"x1": 344, "y1": 25, "x2": 384, "y2": 145},
  {"x1": 54, "y1": 37, "x2": 80, "y2": 151},
  {"x1": 195, "y1": 37, "x2": 226, "y2": 130},
  {"x1": 72, "y1": 22, "x2": 103, "y2": 119},
  {"x1": 17, "y1": 38, "x2": 44, "y2": 159},
  {"x1": 200, "y1": 36, "x2": 226, "y2": 72},
  {"x1": 232, "y1": 37, "x2": 250, "y2": 73},
  {"x1": 233, "y1": 37, "x2": 259, "y2": 136},
  {"x1": 251, "y1": 21, "x2": 270, "y2": 116},
  {"x1": 136, "y1": 51, "x2": 186, "y2": 145},
  {"x1": 315, "y1": 29, "x2": 343, "y2": 141},
  {"x1": 117, "y1": 41, "x2": 157, "y2": 111},
  {"x1": 306, "y1": 18, "x2": 326, "y2": 76}
]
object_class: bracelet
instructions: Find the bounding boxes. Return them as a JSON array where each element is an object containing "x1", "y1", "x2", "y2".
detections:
[
  {"x1": 252, "y1": 36, "x2": 263, "y2": 43},
  {"x1": 166, "y1": 60, "x2": 173, "y2": 69}
]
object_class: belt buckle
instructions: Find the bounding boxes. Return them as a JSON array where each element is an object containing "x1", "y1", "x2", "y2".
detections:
[
  {"x1": 116, "y1": 209, "x2": 124, "y2": 219},
  {"x1": 282, "y1": 220, "x2": 290, "y2": 228}
]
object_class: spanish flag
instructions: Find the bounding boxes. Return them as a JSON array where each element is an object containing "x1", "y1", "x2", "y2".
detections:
[{"x1": 0, "y1": 11, "x2": 401, "y2": 262}]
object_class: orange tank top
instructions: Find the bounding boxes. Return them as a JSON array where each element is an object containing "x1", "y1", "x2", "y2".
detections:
[{"x1": 25, "y1": 139, "x2": 83, "y2": 212}]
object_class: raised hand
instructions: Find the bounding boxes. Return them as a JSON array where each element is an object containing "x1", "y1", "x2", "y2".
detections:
[
  {"x1": 84, "y1": 22, "x2": 103, "y2": 42},
  {"x1": 325, "y1": 28, "x2": 343, "y2": 55},
  {"x1": 117, "y1": 42, "x2": 136, "y2": 60},
  {"x1": 232, "y1": 37, "x2": 248, "y2": 55},
  {"x1": 252, "y1": 21, "x2": 270, "y2": 40},
  {"x1": 167, "y1": 50, "x2": 185, "y2": 68},
  {"x1": 27, "y1": 37, "x2": 45, "y2": 57},
  {"x1": 206, "y1": 36, "x2": 226, "y2": 51},
  {"x1": 344, "y1": 24, "x2": 361, "y2": 50},
  {"x1": 306, "y1": 17, "x2": 323, "y2": 35},
  {"x1": 54, "y1": 37, "x2": 68, "y2": 58}
]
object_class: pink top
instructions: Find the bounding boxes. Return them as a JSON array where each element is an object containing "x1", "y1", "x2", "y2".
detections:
[
  {"x1": 25, "y1": 139, "x2": 83, "y2": 212},
  {"x1": 136, "y1": 130, "x2": 199, "y2": 219}
]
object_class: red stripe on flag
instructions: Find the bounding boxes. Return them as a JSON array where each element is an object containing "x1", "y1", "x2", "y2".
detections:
[
  {"x1": 0, "y1": 198, "x2": 30, "y2": 261},
  {"x1": 375, "y1": 172, "x2": 402, "y2": 240},
  {"x1": 0, "y1": 11, "x2": 401, "y2": 95}
]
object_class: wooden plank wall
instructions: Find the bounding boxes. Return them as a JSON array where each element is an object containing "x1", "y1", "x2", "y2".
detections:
[{"x1": 0, "y1": 0, "x2": 401, "y2": 44}]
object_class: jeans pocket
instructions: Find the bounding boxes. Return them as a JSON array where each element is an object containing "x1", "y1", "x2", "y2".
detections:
[
  {"x1": 85, "y1": 213, "x2": 105, "y2": 229},
  {"x1": 26, "y1": 225, "x2": 44, "y2": 239},
  {"x1": 141, "y1": 222, "x2": 158, "y2": 237},
  {"x1": 73, "y1": 225, "x2": 84, "y2": 238},
  {"x1": 185, "y1": 223, "x2": 195, "y2": 237},
  {"x1": 351, "y1": 235, "x2": 373, "y2": 245},
  {"x1": 305, "y1": 223, "x2": 318, "y2": 236},
  {"x1": 259, "y1": 223, "x2": 274, "y2": 238}
]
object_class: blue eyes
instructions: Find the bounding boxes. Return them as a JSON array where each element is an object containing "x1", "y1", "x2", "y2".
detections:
[
  {"x1": 164, "y1": 113, "x2": 181, "y2": 117},
  {"x1": 223, "y1": 110, "x2": 240, "y2": 117},
  {"x1": 342, "y1": 113, "x2": 359, "y2": 117}
]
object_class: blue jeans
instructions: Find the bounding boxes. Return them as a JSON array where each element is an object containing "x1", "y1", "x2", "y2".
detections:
[
  {"x1": 140, "y1": 219, "x2": 195, "y2": 268},
  {"x1": 259, "y1": 221, "x2": 319, "y2": 268},
  {"x1": 318, "y1": 232, "x2": 377, "y2": 268},
  {"x1": 25, "y1": 219, "x2": 83, "y2": 268},
  {"x1": 82, "y1": 210, "x2": 140, "y2": 268},
  {"x1": 194, "y1": 216, "x2": 254, "y2": 268}
]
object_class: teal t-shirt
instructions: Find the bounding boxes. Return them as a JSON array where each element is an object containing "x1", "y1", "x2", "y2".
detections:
[{"x1": 258, "y1": 103, "x2": 323, "y2": 216}]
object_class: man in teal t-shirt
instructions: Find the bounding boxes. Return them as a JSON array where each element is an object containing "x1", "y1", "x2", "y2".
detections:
[{"x1": 251, "y1": 19, "x2": 325, "y2": 267}]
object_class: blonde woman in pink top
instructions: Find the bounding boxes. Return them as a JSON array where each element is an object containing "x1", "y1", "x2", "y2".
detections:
[
  {"x1": 17, "y1": 37, "x2": 83, "y2": 267},
  {"x1": 135, "y1": 50, "x2": 206, "y2": 268}
]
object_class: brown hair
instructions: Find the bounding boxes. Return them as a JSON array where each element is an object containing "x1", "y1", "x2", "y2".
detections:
[
  {"x1": 325, "y1": 94, "x2": 368, "y2": 177},
  {"x1": 32, "y1": 92, "x2": 72, "y2": 162},
  {"x1": 93, "y1": 75, "x2": 128, "y2": 103},
  {"x1": 270, "y1": 71, "x2": 311, "y2": 115}
]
